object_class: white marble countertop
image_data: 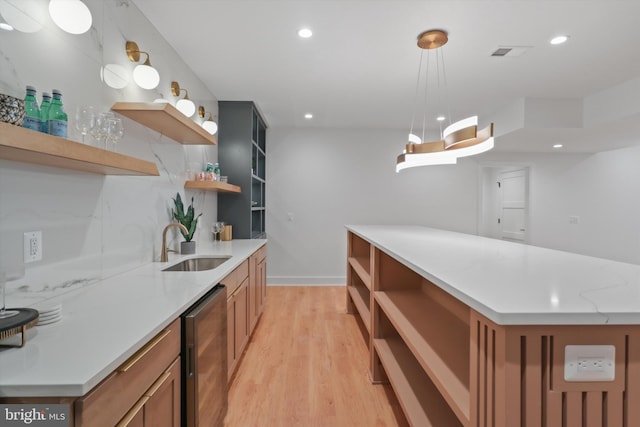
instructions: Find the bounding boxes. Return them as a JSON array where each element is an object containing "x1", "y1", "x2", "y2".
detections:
[
  {"x1": 346, "y1": 225, "x2": 640, "y2": 326},
  {"x1": 0, "y1": 239, "x2": 266, "y2": 398}
]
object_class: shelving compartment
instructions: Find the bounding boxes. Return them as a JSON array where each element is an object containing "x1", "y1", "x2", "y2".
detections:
[
  {"x1": 375, "y1": 250, "x2": 470, "y2": 426},
  {"x1": 347, "y1": 232, "x2": 371, "y2": 287},
  {"x1": 373, "y1": 307, "x2": 464, "y2": 427},
  {"x1": 251, "y1": 209, "x2": 265, "y2": 238},
  {"x1": 347, "y1": 267, "x2": 371, "y2": 334}
]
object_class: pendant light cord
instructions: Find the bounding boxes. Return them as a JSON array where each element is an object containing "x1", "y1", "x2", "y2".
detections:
[
  {"x1": 408, "y1": 49, "x2": 424, "y2": 139},
  {"x1": 421, "y1": 51, "x2": 431, "y2": 144}
]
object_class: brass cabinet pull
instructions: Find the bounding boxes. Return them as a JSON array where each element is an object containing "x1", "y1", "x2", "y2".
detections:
[
  {"x1": 117, "y1": 329, "x2": 172, "y2": 373},
  {"x1": 114, "y1": 369, "x2": 172, "y2": 426},
  {"x1": 144, "y1": 370, "x2": 172, "y2": 398},
  {"x1": 115, "y1": 395, "x2": 150, "y2": 427}
]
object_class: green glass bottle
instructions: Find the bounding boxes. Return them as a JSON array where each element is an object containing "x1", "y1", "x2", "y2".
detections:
[
  {"x1": 213, "y1": 162, "x2": 221, "y2": 181},
  {"x1": 47, "y1": 89, "x2": 68, "y2": 137},
  {"x1": 39, "y1": 92, "x2": 51, "y2": 133},
  {"x1": 22, "y1": 85, "x2": 41, "y2": 131}
]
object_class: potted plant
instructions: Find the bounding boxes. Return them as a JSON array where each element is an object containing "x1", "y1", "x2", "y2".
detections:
[{"x1": 171, "y1": 192, "x2": 202, "y2": 254}]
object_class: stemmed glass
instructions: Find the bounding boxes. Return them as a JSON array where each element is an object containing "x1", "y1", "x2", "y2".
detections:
[
  {"x1": 106, "y1": 117, "x2": 124, "y2": 151},
  {"x1": 212, "y1": 222, "x2": 225, "y2": 241},
  {"x1": 75, "y1": 106, "x2": 95, "y2": 144},
  {"x1": 90, "y1": 112, "x2": 114, "y2": 149}
]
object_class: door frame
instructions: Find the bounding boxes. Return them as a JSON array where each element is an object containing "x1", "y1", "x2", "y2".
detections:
[{"x1": 477, "y1": 163, "x2": 532, "y2": 243}]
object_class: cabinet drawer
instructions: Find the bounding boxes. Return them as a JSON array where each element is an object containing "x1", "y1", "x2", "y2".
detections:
[
  {"x1": 223, "y1": 259, "x2": 249, "y2": 295},
  {"x1": 75, "y1": 318, "x2": 181, "y2": 427}
]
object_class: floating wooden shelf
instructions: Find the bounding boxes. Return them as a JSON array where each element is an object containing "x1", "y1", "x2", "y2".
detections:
[
  {"x1": 0, "y1": 122, "x2": 159, "y2": 176},
  {"x1": 111, "y1": 102, "x2": 217, "y2": 145},
  {"x1": 184, "y1": 180, "x2": 241, "y2": 193}
]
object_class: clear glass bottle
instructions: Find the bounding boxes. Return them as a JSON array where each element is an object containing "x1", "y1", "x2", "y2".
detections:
[
  {"x1": 22, "y1": 85, "x2": 41, "y2": 131},
  {"x1": 47, "y1": 89, "x2": 68, "y2": 137},
  {"x1": 39, "y1": 92, "x2": 51, "y2": 133},
  {"x1": 213, "y1": 162, "x2": 221, "y2": 181}
]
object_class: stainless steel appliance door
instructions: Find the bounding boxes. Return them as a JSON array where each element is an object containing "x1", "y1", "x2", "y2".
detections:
[{"x1": 183, "y1": 285, "x2": 228, "y2": 427}]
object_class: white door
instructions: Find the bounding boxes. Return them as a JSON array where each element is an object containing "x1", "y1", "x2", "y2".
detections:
[{"x1": 498, "y1": 169, "x2": 528, "y2": 242}]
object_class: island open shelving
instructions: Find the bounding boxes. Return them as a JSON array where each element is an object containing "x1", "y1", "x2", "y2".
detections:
[
  {"x1": 346, "y1": 232, "x2": 372, "y2": 339},
  {"x1": 0, "y1": 122, "x2": 159, "y2": 176},
  {"x1": 346, "y1": 224, "x2": 640, "y2": 427}
]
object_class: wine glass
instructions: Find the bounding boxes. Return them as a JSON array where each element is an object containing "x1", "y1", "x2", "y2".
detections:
[
  {"x1": 91, "y1": 112, "x2": 114, "y2": 148},
  {"x1": 75, "y1": 105, "x2": 95, "y2": 144},
  {"x1": 106, "y1": 117, "x2": 124, "y2": 151},
  {"x1": 212, "y1": 221, "x2": 225, "y2": 241}
]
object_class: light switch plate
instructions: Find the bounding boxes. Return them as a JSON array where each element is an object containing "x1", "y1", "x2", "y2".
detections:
[{"x1": 564, "y1": 345, "x2": 615, "y2": 382}]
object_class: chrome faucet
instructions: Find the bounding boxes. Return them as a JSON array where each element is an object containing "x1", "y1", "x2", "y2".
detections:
[{"x1": 161, "y1": 223, "x2": 189, "y2": 262}]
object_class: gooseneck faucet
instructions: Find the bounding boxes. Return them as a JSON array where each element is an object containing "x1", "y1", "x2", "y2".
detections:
[{"x1": 161, "y1": 223, "x2": 189, "y2": 262}]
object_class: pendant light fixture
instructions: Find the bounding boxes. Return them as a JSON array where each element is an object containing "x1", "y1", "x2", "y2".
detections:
[
  {"x1": 396, "y1": 29, "x2": 494, "y2": 172},
  {"x1": 126, "y1": 41, "x2": 160, "y2": 90},
  {"x1": 171, "y1": 81, "x2": 196, "y2": 117},
  {"x1": 198, "y1": 106, "x2": 218, "y2": 135}
]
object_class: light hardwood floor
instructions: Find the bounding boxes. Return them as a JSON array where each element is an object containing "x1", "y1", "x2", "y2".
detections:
[{"x1": 225, "y1": 286, "x2": 409, "y2": 427}]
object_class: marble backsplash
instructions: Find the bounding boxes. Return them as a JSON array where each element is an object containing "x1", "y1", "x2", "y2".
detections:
[{"x1": 0, "y1": 0, "x2": 221, "y2": 306}]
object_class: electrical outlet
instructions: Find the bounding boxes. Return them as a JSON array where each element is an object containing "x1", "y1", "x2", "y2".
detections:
[
  {"x1": 23, "y1": 231, "x2": 42, "y2": 263},
  {"x1": 564, "y1": 345, "x2": 615, "y2": 381},
  {"x1": 569, "y1": 216, "x2": 580, "y2": 224}
]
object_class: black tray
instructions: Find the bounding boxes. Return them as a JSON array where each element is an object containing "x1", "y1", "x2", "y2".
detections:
[{"x1": 0, "y1": 308, "x2": 39, "y2": 347}]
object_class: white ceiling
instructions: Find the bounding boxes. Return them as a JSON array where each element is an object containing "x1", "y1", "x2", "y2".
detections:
[{"x1": 132, "y1": 0, "x2": 640, "y2": 153}]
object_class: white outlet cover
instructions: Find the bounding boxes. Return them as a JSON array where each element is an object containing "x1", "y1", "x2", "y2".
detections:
[
  {"x1": 23, "y1": 231, "x2": 42, "y2": 263},
  {"x1": 564, "y1": 344, "x2": 615, "y2": 382}
]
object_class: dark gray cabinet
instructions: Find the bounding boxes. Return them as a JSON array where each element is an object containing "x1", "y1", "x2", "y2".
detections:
[{"x1": 217, "y1": 101, "x2": 266, "y2": 239}]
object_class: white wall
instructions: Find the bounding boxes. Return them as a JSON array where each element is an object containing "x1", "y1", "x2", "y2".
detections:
[
  {"x1": 0, "y1": 0, "x2": 220, "y2": 297},
  {"x1": 266, "y1": 127, "x2": 480, "y2": 284},
  {"x1": 266, "y1": 129, "x2": 640, "y2": 285}
]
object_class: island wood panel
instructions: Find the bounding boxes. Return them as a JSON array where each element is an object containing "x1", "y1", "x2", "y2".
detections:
[
  {"x1": 111, "y1": 102, "x2": 216, "y2": 145},
  {"x1": 0, "y1": 122, "x2": 159, "y2": 176},
  {"x1": 470, "y1": 310, "x2": 640, "y2": 427},
  {"x1": 374, "y1": 337, "x2": 463, "y2": 427},
  {"x1": 375, "y1": 290, "x2": 470, "y2": 425}
]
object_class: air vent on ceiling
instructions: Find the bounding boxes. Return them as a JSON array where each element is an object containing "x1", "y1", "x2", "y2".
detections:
[{"x1": 490, "y1": 46, "x2": 532, "y2": 57}]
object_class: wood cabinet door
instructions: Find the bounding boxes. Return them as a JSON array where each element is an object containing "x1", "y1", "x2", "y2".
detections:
[
  {"x1": 258, "y1": 258, "x2": 267, "y2": 314},
  {"x1": 143, "y1": 358, "x2": 181, "y2": 427},
  {"x1": 227, "y1": 295, "x2": 235, "y2": 380},
  {"x1": 234, "y1": 279, "x2": 249, "y2": 358},
  {"x1": 248, "y1": 253, "x2": 258, "y2": 333}
]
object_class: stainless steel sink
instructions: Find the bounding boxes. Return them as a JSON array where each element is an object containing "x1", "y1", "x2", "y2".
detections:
[{"x1": 162, "y1": 256, "x2": 231, "y2": 272}]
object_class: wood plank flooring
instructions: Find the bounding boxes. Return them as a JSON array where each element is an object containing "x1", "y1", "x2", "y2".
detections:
[{"x1": 225, "y1": 286, "x2": 409, "y2": 427}]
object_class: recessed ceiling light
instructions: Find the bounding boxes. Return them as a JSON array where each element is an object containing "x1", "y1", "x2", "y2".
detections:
[
  {"x1": 553, "y1": 144, "x2": 563, "y2": 148},
  {"x1": 298, "y1": 28, "x2": 312, "y2": 38},
  {"x1": 550, "y1": 35, "x2": 569, "y2": 45},
  {"x1": 304, "y1": 113, "x2": 313, "y2": 119},
  {"x1": 436, "y1": 115, "x2": 446, "y2": 122}
]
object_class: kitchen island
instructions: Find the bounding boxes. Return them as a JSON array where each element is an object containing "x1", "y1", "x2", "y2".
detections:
[
  {"x1": 346, "y1": 225, "x2": 640, "y2": 427},
  {"x1": 0, "y1": 239, "x2": 265, "y2": 400}
]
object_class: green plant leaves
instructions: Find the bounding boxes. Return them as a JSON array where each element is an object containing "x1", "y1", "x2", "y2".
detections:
[{"x1": 171, "y1": 192, "x2": 202, "y2": 242}]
